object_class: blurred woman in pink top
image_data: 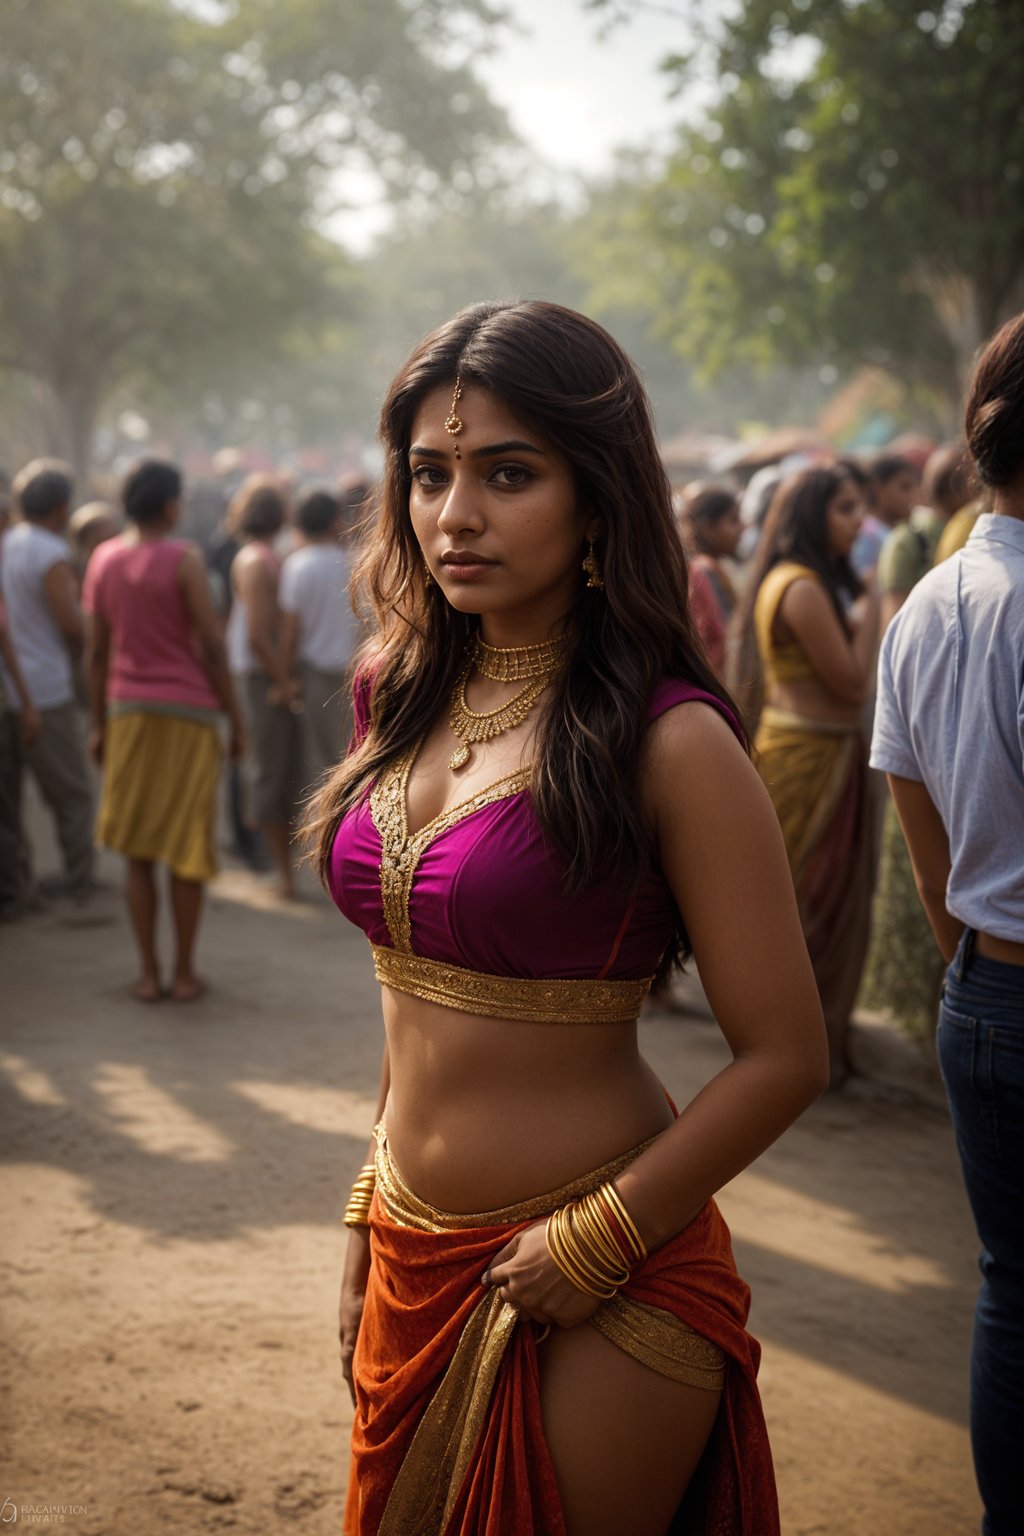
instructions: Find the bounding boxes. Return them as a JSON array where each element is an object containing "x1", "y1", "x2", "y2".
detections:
[{"x1": 84, "y1": 459, "x2": 245, "y2": 1002}]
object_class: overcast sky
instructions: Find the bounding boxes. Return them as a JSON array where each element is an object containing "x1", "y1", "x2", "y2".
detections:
[
  {"x1": 475, "y1": 0, "x2": 689, "y2": 175},
  {"x1": 332, "y1": 0, "x2": 693, "y2": 249}
]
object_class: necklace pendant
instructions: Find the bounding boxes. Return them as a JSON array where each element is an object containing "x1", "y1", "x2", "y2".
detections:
[{"x1": 449, "y1": 743, "x2": 471, "y2": 771}]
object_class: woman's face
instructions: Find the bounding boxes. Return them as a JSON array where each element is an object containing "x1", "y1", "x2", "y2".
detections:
[
  {"x1": 408, "y1": 382, "x2": 596, "y2": 636},
  {"x1": 824, "y1": 477, "x2": 864, "y2": 560},
  {"x1": 709, "y1": 504, "x2": 742, "y2": 559}
]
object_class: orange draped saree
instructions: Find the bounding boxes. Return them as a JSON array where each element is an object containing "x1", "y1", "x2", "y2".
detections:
[{"x1": 344, "y1": 1126, "x2": 779, "y2": 1536}]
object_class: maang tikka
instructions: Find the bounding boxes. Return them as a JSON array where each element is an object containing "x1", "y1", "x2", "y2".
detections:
[{"x1": 445, "y1": 376, "x2": 465, "y2": 459}]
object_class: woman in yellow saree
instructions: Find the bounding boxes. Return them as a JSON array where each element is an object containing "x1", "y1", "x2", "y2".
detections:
[
  {"x1": 737, "y1": 466, "x2": 880, "y2": 1085},
  {"x1": 303, "y1": 302, "x2": 829, "y2": 1534}
]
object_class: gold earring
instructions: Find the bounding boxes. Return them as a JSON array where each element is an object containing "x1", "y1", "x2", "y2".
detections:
[
  {"x1": 582, "y1": 540, "x2": 604, "y2": 590},
  {"x1": 423, "y1": 561, "x2": 433, "y2": 587}
]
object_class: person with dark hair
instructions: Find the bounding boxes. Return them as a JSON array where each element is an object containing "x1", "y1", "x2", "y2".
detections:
[
  {"x1": 83, "y1": 458, "x2": 246, "y2": 1001},
  {"x1": 0, "y1": 458, "x2": 95, "y2": 899},
  {"x1": 736, "y1": 465, "x2": 879, "y2": 1084},
  {"x1": 871, "y1": 312, "x2": 1024, "y2": 1536},
  {"x1": 279, "y1": 487, "x2": 355, "y2": 785},
  {"x1": 677, "y1": 484, "x2": 741, "y2": 678},
  {"x1": 302, "y1": 301, "x2": 827, "y2": 1534},
  {"x1": 851, "y1": 452, "x2": 919, "y2": 579},
  {"x1": 226, "y1": 474, "x2": 301, "y2": 898}
]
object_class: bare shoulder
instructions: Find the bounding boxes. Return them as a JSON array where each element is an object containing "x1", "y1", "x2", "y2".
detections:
[
  {"x1": 778, "y1": 573, "x2": 833, "y2": 623},
  {"x1": 643, "y1": 699, "x2": 776, "y2": 840},
  {"x1": 645, "y1": 697, "x2": 746, "y2": 772}
]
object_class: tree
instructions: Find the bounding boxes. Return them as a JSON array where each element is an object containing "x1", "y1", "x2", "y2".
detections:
[
  {"x1": 0, "y1": 0, "x2": 509, "y2": 480},
  {"x1": 578, "y1": 0, "x2": 1024, "y2": 411}
]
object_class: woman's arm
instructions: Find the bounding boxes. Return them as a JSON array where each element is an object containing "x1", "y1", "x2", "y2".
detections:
[
  {"x1": 178, "y1": 547, "x2": 246, "y2": 759},
  {"x1": 779, "y1": 577, "x2": 879, "y2": 706},
  {"x1": 887, "y1": 773, "x2": 961, "y2": 962},
  {"x1": 485, "y1": 705, "x2": 828, "y2": 1326},
  {"x1": 612, "y1": 704, "x2": 829, "y2": 1250},
  {"x1": 84, "y1": 611, "x2": 110, "y2": 765},
  {"x1": 339, "y1": 1041, "x2": 391, "y2": 1403}
]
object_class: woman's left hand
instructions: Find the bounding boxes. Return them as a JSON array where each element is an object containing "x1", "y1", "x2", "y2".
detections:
[{"x1": 483, "y1": 1219, "x2": 603, "y2": 1329}]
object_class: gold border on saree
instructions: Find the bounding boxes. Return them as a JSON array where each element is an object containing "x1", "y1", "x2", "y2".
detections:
[
  {"x1": 370, "y1": 943, "x2": 653, "y2": 1024},
  {"x1": 373, "y1": 1123, "x2": 726, "y2": 1535}
]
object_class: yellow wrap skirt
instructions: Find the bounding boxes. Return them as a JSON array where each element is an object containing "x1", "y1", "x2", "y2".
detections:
[{"x1": 96, "y1": 707, "x2": 221, "y2": 883}]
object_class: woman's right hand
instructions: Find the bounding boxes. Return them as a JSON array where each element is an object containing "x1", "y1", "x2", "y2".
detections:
[{"x1": 339, "y1": 1226, "x2": 372, "y2": 1406}]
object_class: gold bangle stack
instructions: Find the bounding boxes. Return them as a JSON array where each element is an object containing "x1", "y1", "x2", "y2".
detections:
[
  {"x1": 545, "y1": 1183, "x2": 647, "y2": 1300},
  {"x1": 343, "y1": 1163, "x2": 376, "y2": 1228},
  {"x1": 598, "y1": 1180, "x2": 648, "y2": 1264}
]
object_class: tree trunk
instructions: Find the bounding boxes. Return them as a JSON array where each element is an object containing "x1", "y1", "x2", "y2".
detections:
[{"x1": 47, "y1": 378, "x2": 100, "y2": 496}]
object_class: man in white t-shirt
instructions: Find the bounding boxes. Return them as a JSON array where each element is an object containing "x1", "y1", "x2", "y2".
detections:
[
  {"x1": 279, "y1": 487, "x2": 355, "y2": 784},
  {"x1": 1, "y1": 460, "x2": 94, "y2": 898}
]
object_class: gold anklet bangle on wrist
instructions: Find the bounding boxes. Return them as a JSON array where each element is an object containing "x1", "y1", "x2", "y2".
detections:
[
  {"x1": 546, "y1": 1195, "x2": 633, "y2": 1300},
  {"x1": 598, "y1": 1181, "x2": 648, "y2": 1262},
  {"x1": 343, "y1": 1163, "x2": 377, "y2": 1228}
]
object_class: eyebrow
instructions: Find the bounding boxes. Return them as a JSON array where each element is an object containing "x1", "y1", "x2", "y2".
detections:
[{"x1": 409, "y1": 440, "x2": 547, "y2": 460}]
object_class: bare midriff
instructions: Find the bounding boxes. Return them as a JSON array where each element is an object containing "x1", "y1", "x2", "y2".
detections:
[
  {"x1": 766, "y1": 673, "x2": 863, "y2": 730},
  {"x1": 380, "y1": 987, "x2": 675, "y2": 1213}
]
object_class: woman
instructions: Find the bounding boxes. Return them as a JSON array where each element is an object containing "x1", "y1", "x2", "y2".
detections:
[
  {"x1": 226, "y1": 474, "x2": 302, "y2": 898},
  {"x1": 871, "y1": 310, "x2": 1024, "y2": 1536},
  {"x1": 736, "y1": 466, "x2": 879, "y2": 1084},
  {"x1": 84, "y1": 459, "x2": 245, "y2": 1001},
  {"x1": 677, "y1": 484, "x2": 742, "y2": 678},
  {"x1": 304, "y1": 302, "x2": 828, "y2": 1535}
]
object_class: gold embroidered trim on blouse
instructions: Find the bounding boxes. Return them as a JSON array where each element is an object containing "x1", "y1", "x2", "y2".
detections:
[
  {"x1": 371, "y1": 944, "x2": 653, "y2": 1024},
  {"x1": 369, "y1": 739, "x2": 530, "y2": 953}
]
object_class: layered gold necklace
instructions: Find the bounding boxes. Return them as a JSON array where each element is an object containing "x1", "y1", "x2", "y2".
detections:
[{"x1": 447, "y1": 635, "x2": 568, "y2": 771}]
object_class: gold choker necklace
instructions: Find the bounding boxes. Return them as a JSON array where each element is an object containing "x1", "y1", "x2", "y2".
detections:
[
  {"x1": 472, "y1": 634, "x2": 569, "y2": 682},
  {"x1": 447, "y1": 639, "x2": 567, "y2": 771}
]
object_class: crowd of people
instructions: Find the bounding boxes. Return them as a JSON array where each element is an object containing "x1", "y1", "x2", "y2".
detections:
[
  {"x1": 1, "y1": 298, "x2": 1021, "y2": 1535},
  {"x1": 0, "y1": 457, "x2": 360, "y2": 997},
  {"x1": 675, "y1": 432, "x2": 986, "y2": 1071}
]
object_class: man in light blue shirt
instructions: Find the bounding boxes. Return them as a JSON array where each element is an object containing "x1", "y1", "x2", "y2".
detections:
[
  {"x1": 871, "y1": 511, "x2": 1024, "y2": 944},
  {"x1": 870, "y1": 306, "x2": 1024, "y2": 1536}
]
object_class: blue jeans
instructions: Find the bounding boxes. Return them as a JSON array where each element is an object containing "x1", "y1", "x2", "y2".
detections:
[{"x1": 938, "y1": 929, "x2": 1024, "y2": 1536}]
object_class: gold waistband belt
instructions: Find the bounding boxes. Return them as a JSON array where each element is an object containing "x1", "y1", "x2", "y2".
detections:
[
  {"x1": 759, "y1": 704, "x2": 862, "y2": 737},
  {"x1": 373, "y1": 1119, "x2": 662, "y2": 1232},
  {"x1": 370, "y1": 943, "x2": 653, "y2": 1024}
]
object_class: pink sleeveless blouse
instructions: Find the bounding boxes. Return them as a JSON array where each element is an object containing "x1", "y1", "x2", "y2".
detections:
[{"x1": 328, "y1": 677, "x2": 742, "y2": 986}]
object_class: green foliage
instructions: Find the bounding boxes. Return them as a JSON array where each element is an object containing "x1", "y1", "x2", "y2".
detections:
[
  {"x1": 578, "y1": 0, "x2": 1024, "y2": 404},
  {"x1": 0, "y1": 0, "x2": 510, "y2": 474}
]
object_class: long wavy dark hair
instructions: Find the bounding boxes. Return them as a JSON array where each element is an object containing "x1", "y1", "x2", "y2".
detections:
[
  {"x1": 725, "y1": 465, "x2": 864, "y2": 736},
  {"x1": 301, "y1": 300, "x2": 742, "y2": 967},
  {"x1": 734, "y1": 464, "x2": 864, "y2": 639}
]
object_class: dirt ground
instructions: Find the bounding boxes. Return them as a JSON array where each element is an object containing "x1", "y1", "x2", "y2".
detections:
[{"x1": 1, "y1": 787, "x2": 982, "y2": 1535}]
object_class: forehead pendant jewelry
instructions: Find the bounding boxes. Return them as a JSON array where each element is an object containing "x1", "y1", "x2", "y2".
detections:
[{"x1": 445, "y1": 376, "x2": 464, "y2": 460}]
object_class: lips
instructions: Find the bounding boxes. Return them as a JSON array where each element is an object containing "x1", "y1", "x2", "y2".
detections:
[{"x1": 441, "y1": 551, "x2": 498, "y2": 565}]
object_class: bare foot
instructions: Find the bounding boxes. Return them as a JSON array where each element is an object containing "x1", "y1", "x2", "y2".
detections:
[
  {"x1": 171, "y1": 975, "x2": 207, "y2": 1003},
  {"x1": 132, "y1": 976, "x2": 162, "y2": 1003}
]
